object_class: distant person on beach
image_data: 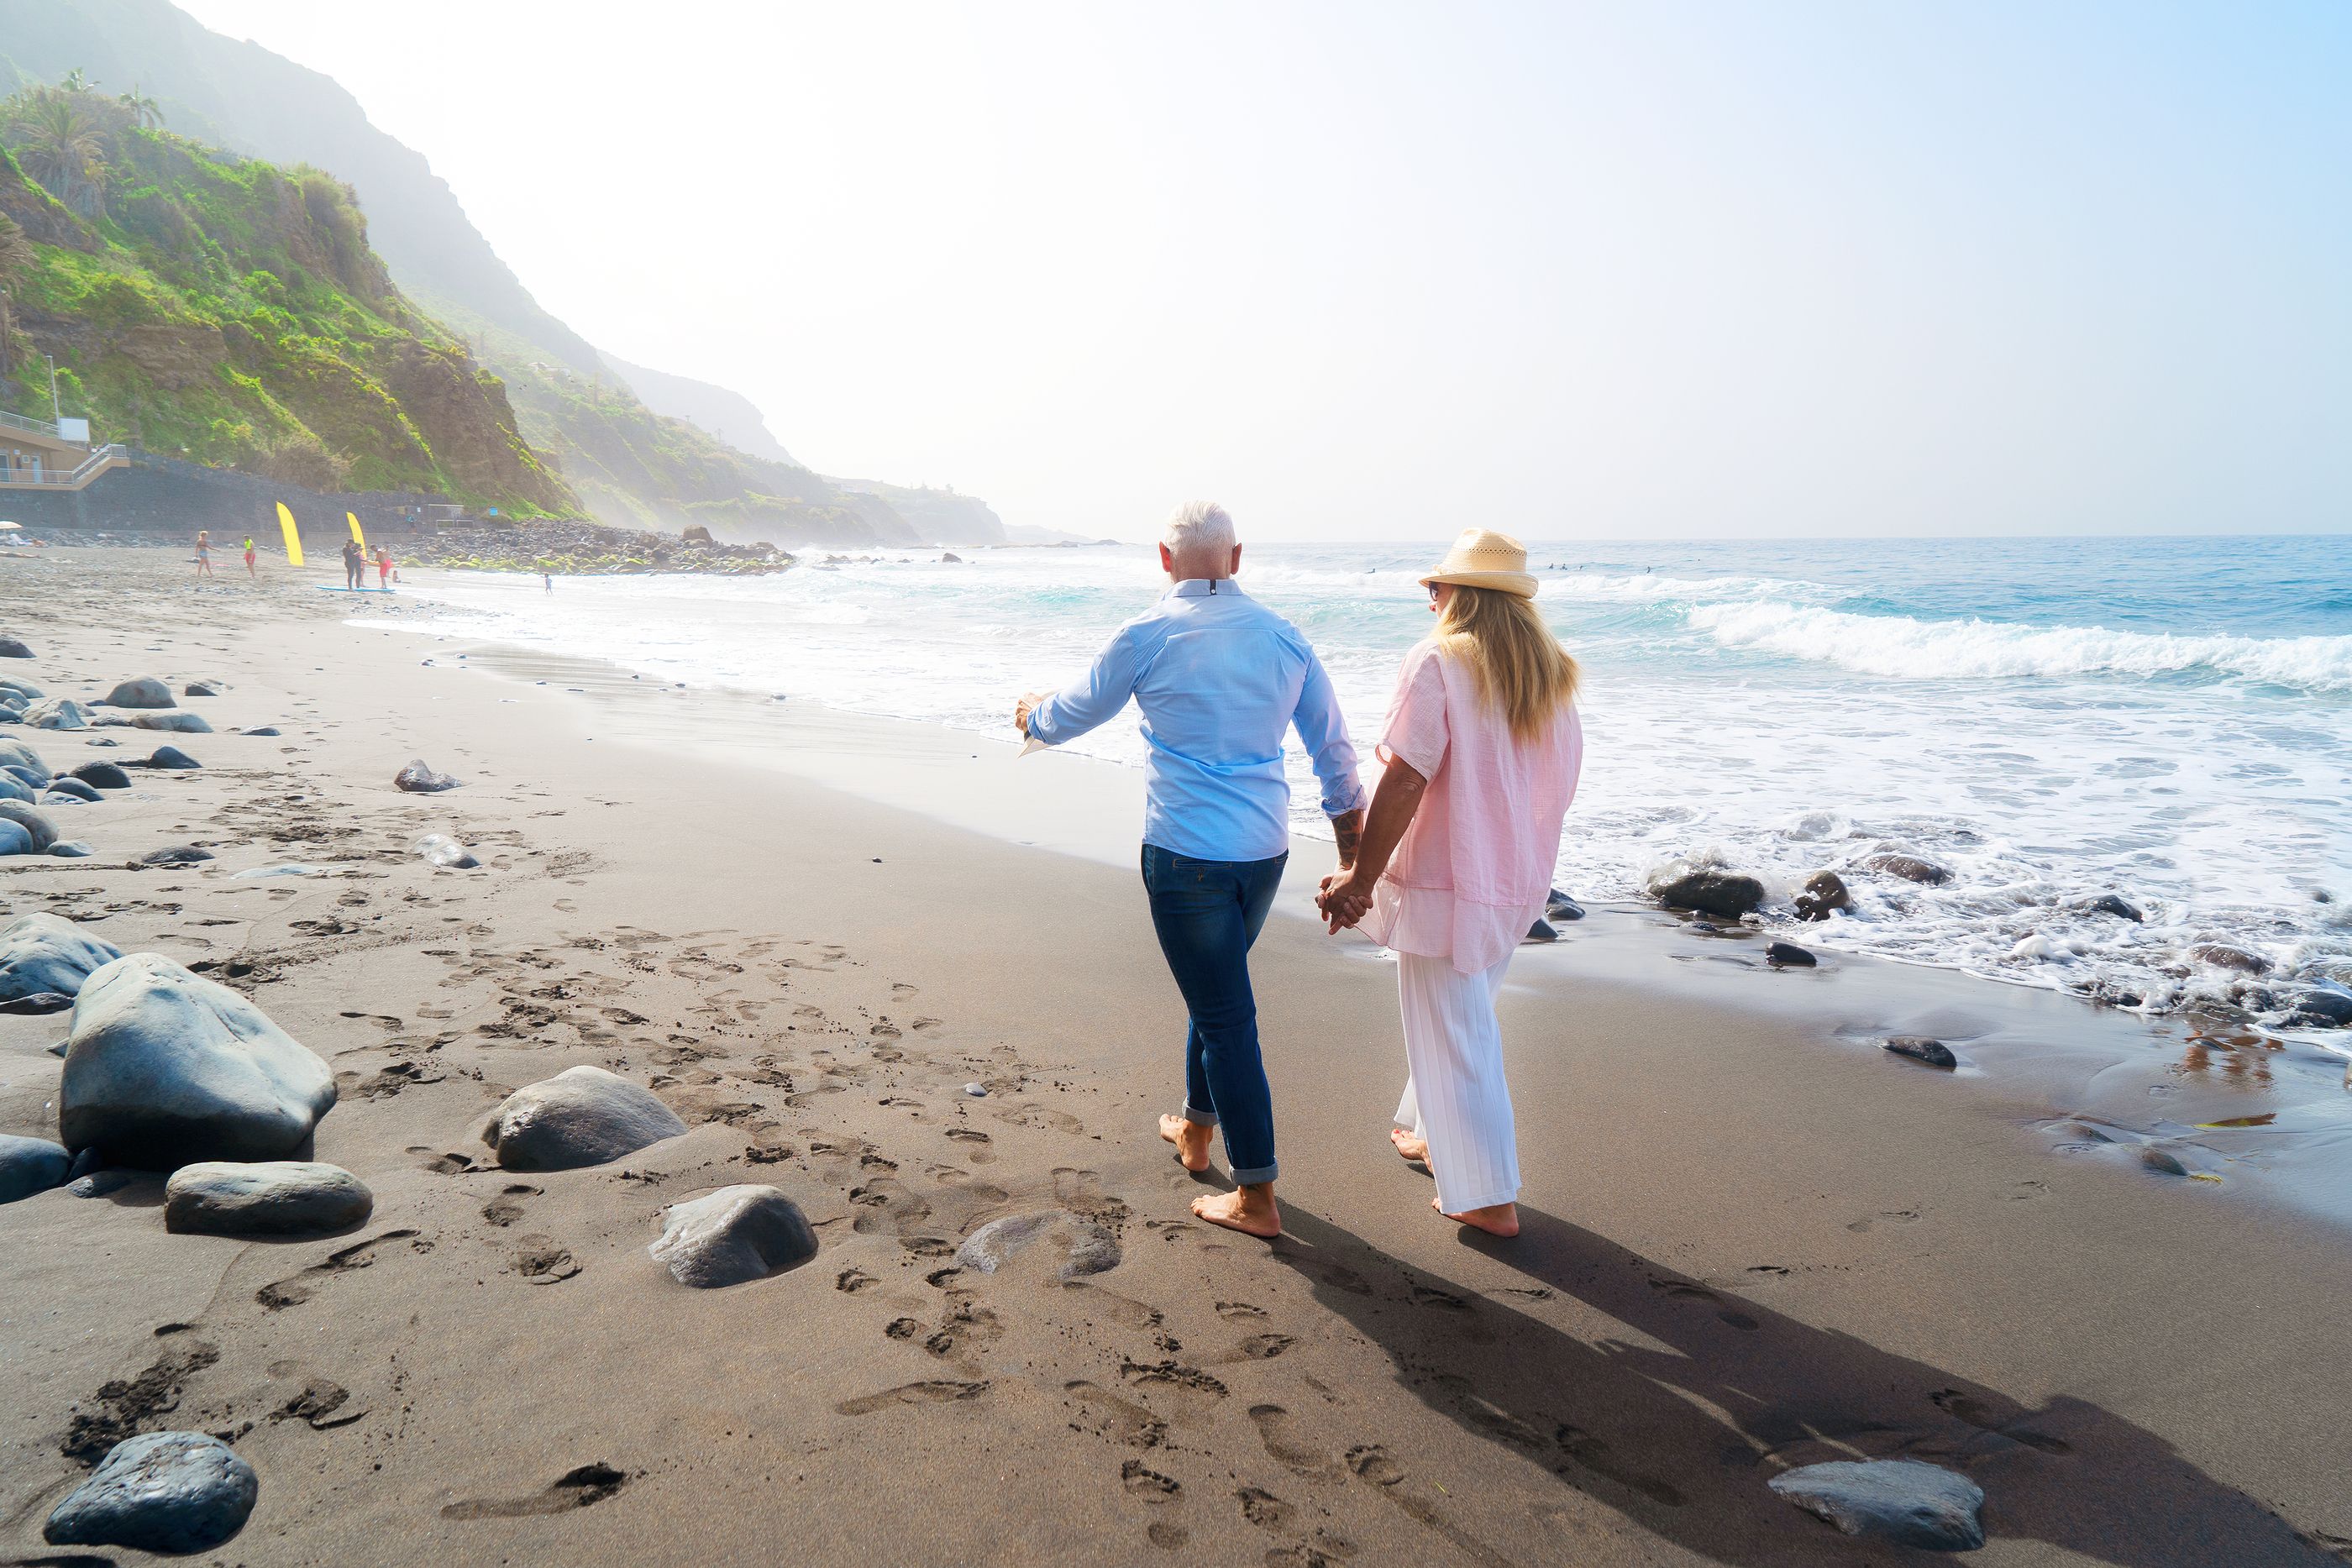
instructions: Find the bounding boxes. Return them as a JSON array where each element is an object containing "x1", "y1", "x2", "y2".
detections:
[
  {"x1": 242, "y1": 536, "x2": 257, "y2": 579},
  {"x1": 1315, "y1": 529, "x2": 1582, "y2": 1239},
  {"x1": 340, "y1": 538, "x2": 363, "y2": 590},
  {"x1": 376, "y1": 547, "x2": 392, "y2": 588},
  {"x1": 1016, "y1": 501, "x2": 1365, "y2": 1240},
  {"x1": 193, "y1": 530, "x2": 213, "y2": 578},
  {"x1": 543, "y1": 570, "x2": 553, "y2": 593}
]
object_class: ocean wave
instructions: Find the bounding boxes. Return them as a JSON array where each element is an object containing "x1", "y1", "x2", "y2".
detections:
[{"x1": 1688, "y1": 600, "x2": 2352, "y2": 691}]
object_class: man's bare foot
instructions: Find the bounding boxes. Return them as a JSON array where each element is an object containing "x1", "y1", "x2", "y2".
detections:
[
  {"x1": 1194, "y1": 1184, "x2": 1281, "y2": 1239},
  {"x1": 1389, "y1": 1128, "x2": 1429, "y2": 1164},
  {"x1": 1158, "y1": 1113, "x2": 1211, "y2": 1173},
  {"x1": 1433, "y1": 1195, "x2": 1520, "y2": 1237}
]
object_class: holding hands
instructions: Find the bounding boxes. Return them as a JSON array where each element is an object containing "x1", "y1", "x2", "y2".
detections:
[{"x1": 1317, "y1": 867, "x2": 1373, "y2": 933}]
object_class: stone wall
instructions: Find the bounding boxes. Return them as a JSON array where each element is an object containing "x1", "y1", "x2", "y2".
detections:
[{"x1": 0, "y1": 452, "x2": 460, "y2": 537}]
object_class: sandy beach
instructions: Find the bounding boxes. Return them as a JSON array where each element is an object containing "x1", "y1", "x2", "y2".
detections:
[{"x1": 3, "y1": 546, "x2": 2349, "y2": 1566}]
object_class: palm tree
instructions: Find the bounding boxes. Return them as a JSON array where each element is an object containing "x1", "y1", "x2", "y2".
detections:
[
  {"x1": 0, "y1": 214, "x2": 28, "y2": 377},
  {"x1": 10, "y1": 89, "x2": 111, "y2": 217},
  {"x1": 116, "y1": 85, "x2": 164, "y2": 130}
]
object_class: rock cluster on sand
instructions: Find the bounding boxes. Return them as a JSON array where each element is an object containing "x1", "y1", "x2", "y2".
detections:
[
  {"x1": 394, "y1": 758, "x2": 460, "y2": 793},
  {"x1": 1767, "y1": 1458, "x2": 1985, "y2": 1550},
  {"x1": 0, "y1": 1133, "x2": 72, "y2": 1203},
  {"x1": 102, "y1": 676, "x2": 176, "y2": 709},
  {"x1": 0, "y1": 911, "x2": 123, "y2": 1000},
  {"x1": 648, "y1": 1185, "x2": 817, "y2": 1287},
  {"x1": 1650, "y1": 867, "x2": 1765, "y2": 920},
  {"x1": 0, "y1": 800, "x2": 58, "y2": 851},
  {"x1": 407, "y1": 520, "x2": 793, "y2": 577},
  {"x1": 164, "y1": 1161, "x2": 373, "y2": 1236},
  {"x1": 955, "y1": 1209, "x2": 1123, "y2": 1280},
  {"x1": 60, "y1": 953, "x2": 338, "y2": 1168},
  {"x1": 482, "y1": 1065, "x2": 687, "y2": 1171},
  {"x1": 44, "y1": 1431, "x2": 259, "y2": 1554}
]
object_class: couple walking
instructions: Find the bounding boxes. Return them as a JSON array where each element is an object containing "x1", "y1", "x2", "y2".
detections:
[{"x1": 1016, "y1": 503, "x2": 1581, "y2": 1240}]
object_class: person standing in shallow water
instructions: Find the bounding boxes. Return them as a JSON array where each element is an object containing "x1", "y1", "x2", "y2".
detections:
[
  {"x1": 1016, "y1": 501, "x2": 1366, "y2": 1239},
  {"x1": 1317, "y1": 528, "x2": 1583, "y2": 1239}
]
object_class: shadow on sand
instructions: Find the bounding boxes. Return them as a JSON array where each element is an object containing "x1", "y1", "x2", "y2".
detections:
[{"x1": 1265, "y1": 1204, "x2": 2335, "y2": 1565}]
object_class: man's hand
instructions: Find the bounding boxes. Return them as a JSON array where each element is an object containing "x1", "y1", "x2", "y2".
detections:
[
  {"x1": 1316, "y1": 868, "x2": 1374, "y2": 934},
  {"x1": 1014, "y1": 690, "x2": 1050, "y2": 737}
]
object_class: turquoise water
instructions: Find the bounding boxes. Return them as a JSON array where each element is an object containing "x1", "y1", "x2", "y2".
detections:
[{"x1": 383, "y1": 532, "x2": 2352, "y2": 1034}]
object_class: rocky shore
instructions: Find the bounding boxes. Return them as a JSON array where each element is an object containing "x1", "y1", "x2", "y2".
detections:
[{"x1": 2, "y1": 522, "x2": 795, "y2": 577}]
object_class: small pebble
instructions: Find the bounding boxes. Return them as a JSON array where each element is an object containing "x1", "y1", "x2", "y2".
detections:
[{"x1": 963, "y1": 1083, "x2": 987, "y2": 1098}]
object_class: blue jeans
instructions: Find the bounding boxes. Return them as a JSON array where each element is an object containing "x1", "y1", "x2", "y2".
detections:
[{"x1": 1140, "y1": 843, "x2": 1286, "y2": 1185}]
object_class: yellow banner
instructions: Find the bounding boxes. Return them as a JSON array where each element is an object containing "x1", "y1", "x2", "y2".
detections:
[
  {"x1": 347, "y1": 511, "x2": 366, "y2": 553},
  {"x1": 276, "y1": 501, "x2": 304, "y2": 567}
]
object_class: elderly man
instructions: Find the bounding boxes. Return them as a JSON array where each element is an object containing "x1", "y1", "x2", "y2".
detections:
[{"x1": 1016, "y1": 501, "x2": 1364, "y2": 1238}]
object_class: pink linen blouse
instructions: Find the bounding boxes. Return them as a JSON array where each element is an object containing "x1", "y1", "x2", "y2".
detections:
[{"x1": 1357, "y1": 637, "x2": 1583, "y2": 974}]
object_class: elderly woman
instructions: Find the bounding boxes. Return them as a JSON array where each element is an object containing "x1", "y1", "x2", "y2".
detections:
[{"x1": 1317, "y1": 529, "x2": 1582, "y2": 1237}]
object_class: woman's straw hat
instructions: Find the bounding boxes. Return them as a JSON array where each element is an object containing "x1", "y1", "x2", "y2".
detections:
[{"x1": 1420, "y1": 528, "x2": 1537, "y2": 599}]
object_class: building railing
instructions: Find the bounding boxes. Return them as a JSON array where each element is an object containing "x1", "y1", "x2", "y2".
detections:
[
  {"x1": 0, "y1": 408, "x2": 60, "y2": 439},
  {"x1": 0, "y1": 444, "x2": 129, "y2": 487}
]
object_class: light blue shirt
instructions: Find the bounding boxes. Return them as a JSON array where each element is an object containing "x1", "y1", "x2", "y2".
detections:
[{"x1": 1026, "y1": 578, "x2": 1366, "y2": 863}]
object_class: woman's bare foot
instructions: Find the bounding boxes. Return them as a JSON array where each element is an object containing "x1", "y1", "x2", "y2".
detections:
[
  {"x1": 1433, "y1": 1195, "x2": 1520, "y2": 1237},
  {"x1": 1158, "y1": 1113, "x2": 1211, "y2": 1173},
  {"x1": 1194, "y1": 1184, "x2": 1281, "y2": 1238},
  {"x1": 1389, "y1": 1127, "x2": 1429, "y2": 1164}
]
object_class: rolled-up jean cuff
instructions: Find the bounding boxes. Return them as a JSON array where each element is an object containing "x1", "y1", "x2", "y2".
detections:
[
  {"x1": 1229, "y1": 1162, "x2": 1278, "y2": 1186},
  {"x1": 1182, "y1": 1103, "x2": 1220, "y2": 1127}
]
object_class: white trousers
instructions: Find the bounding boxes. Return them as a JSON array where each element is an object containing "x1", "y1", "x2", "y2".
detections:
[{"x1": 1394, "y1": 948, "x2": 1521, "y2": 1214}]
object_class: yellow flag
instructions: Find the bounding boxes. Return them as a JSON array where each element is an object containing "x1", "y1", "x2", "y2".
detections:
[
  {"x1": 347, "y1": 511, "x2": 367, "y2": 553},
  {"x1": 276, "y1": 501, "x2": 304, "y2": 567}
]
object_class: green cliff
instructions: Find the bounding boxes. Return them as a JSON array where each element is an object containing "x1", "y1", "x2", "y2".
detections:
[{"x1": 0, "y1": 83, "x2": 570, "y2": 511}]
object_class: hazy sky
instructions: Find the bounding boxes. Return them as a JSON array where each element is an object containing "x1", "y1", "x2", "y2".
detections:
[{"x1": 175, "y1": 2, "x2": 2349, "y2": 540}]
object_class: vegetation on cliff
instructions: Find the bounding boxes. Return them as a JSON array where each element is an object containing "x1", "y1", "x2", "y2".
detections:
[{"x1": 0, "y1": 79, "x2": 572, "y2": 513}]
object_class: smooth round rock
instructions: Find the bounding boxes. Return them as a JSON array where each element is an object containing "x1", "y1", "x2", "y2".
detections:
[
  {"x1": 103, "y1": 677, "x2": 176, "y2": 709},
  {"x1": 44, "y1": 775, "x2": 100, "y2": 802},
  {"x1": 0, "y1": 736, "x2": 46, "y2": 774},
  {"x1": 2189, "y1": 943, "x2": 2270, "y2": 974},
  {"x1": 648, "y1": 1184, "x2": 816, "y2": 1287},
  {"x1": 394, "y1": 758, "x2": 460, "y2": 792},
  {"x1": 239, "y1": 726, "x2": 281, "y2": 737},
  {"x1": 49, "y1": 840, "x2": 93, "y2": 857},
  {"x1": 0, "y1": 773, "x2": 32, "y2": 802},
  {"x1": 1863, "y1": 853, "x2": 1951, "y2": 886},
  {"x1": 0, "y1": 819, "x2": 32, "y2": 857},
  {"x1": 0, "y1": 800, "x2": 56, "y2": 851},
  {"x1": 70, "y1": 760, "x2": 134, "y2": 789},
  {"x1": 1523, "y1": 919, "x2": 1558, "y2": 943},
  {"x1": 1794, "y1": 870, "x2": 1851, "y2": 921},
  {"x1": 1765, "y1": 941, "x2": 1817, "y2": 968},
  {"x1": 1650, "y1": 868, "x2": 1765, "y2": 920},
  {"x1": 44, "y1": 1431, "x2": 258, "y2": 1554},
  {"x1": 165, "y1": 1161, "x2": 373, "y2": 1235},
  {"x1": 0, "y1": 635, "x2": 31, "y2": 658},
  {"x1": 0, "y1": 911, "x2": 123, "y2": 1002},
  {"x1": 1546, "y1": 887, "x2": 1586, "y2": 921},
  {"x1": 148, "y1": 744, "x2": 202, "y2": 770},
  {"x1": 60, "y1": 952, "x2": 338, "y2": 1168},
  {"x1": 0, "y1": 1133, "x2": 72, "y2": 1203},
  {"x1": 133, "y1": 711, "x2": 213, "y2": 733},
  {"x1": 184, "y1": 679, "x2": 229, "y2": 697},
  {"x1": 1884, "y1": 1036, "x2": 1958, "y2": 1069},
  {"x1": 416, "y1": 833, "x2": 480, "y2": 868},
  {"x1": 482, "y1": 1065, "x2": 687, "y2": 1172},
  {"x1": 0, "y1": 990, "x2": 75, "y2": 1015},
  {"x1": 955, "y1": 1209, "x2": 1121, "y2": 1280},
  {"x1": 135, "y1": 845, "x2": 213, "y2": 866},
  {"x1": 1767, "y1": 1459, "x2": 1983, "y2": 1550},
  {"x1": 2085, "y1": 893, "x2": 2144, "y2": 922}
]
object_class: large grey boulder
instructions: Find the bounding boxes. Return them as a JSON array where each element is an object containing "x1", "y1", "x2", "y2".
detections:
[
  {"x1": 481, "y1": 1065, "x2": 685, "y2": 1172},
  {"x1": 60, "y1": 953, "x2": 337, "y2": 1169},
  {"x1": 0, "y1": 735, "x2": 45, "y2": 774},
  {"x1": 0, "y1": 800, "x2": 56, "y2": 851},
  {"x1": 0, "y1": 639, "x2": 32, "y2": 660},
  {"x1": 69, "y1": 760, "x2": 132, "y2": 789},
  {"x1": 147, "y1": 744, "x2": 202, "y2": 770},
  {"x1": 165, "y1": 1161, "x2": 373, "y2": 1236},
  {"x1": 1767, "y1": 1459, "x2": 1985, "y2": 1550},
  {"x1": 0, "y1": 912, "x2": 123, "y2": 1002},
  {"x1": 0, "y1": 820, "x2": 31, "y2": 857},
  {"x1": 133, "y1": 711, "x2": 213, "y2": 734},
  {"x1": 394, "y1": 758, "x2": 460, "y2": 792},
  {"x1": 648, "y1": 1184, "x2": 816, "y2": 1287},
  {"x1": 44, "y1": 1431, "x2": 259, "y2": 1554},
  {"x1": 44, "y1": 775, "x2": 100, "y2": 802},
  {"x1": 102, "y1": 676, "x2": 176, "y2": 709},
  {"x1": 0, "y1": 1134, "x2": 72, "y2": 1203},
  {"x1": 0, "y1": 773, "x2": 30, "y2": 803},
  {"x1": 24, "y1": 697, "x2": 93, "y2": 730},
  {"x1": 955, "y1": 1209, "x2": 1122, "y2": 1279},
  {"x1": 1649, "y1": 867, "x2": 1766, "y2": 920}
]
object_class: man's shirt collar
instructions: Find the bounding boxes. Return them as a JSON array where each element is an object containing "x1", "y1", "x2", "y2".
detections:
[{"x1": 1168, "y1": 577, "x2": 1246, "y2": 599}]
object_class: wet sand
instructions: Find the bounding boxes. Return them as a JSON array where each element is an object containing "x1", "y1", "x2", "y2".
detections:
[{"x1": 3, "y1": 547, "x2": 2349, "y2": 1565}]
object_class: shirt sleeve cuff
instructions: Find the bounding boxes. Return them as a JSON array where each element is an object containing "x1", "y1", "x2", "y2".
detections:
[{"x1": 1323, "y1": 780, "x2": 1368, "y2": 817}]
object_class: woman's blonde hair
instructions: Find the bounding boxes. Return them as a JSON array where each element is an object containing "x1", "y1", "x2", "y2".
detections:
[{"x1": 1435, "y1": 585, "x2": 1579, "y2": 739}]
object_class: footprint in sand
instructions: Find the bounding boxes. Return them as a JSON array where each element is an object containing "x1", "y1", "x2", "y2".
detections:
[
  {"x1": 1236, "y1": 1487, "x2": 1294, "y2": 1530},
  {"x1": 1065, "y1": 1380, "x2": 1170, "y2": 1448},
  {"x1": 1235, "y1": 1333, "x2": 1297, "y2": 1361},
  {"x1": 992, "y1": 1103, "x2": 1085, "y2": 1135},
  {"x1": 256, "y1": 1230, "x2": 425, "y2": 1311},
  {"x1": 441, "y1": 1462, "x2": 629, "y2": 1519},
  {"x1": 944, "y1": 1128, "x2": 996, "y2": 1165},
  {"x1": 836, "y1": 1268, "x2": 878, "y2": 1293},
  {"x1": 1121, "y1": 1361, "x2": 1227, "y2": 1418},
  {"x1": 1645, "y1": 1274, "x2": 1759, "y2": 1330},
  {"x1": 1061, "y1": 1282, "x2": 1163, "y2": 1331},
  {"x1": 1215, "y1": 1301, "x2": 1268, "y2": 1321},
  {"x1": 1931, "y1": 1387, "x2": 2072, "y2": 1454},
  {"x1": 509, "y1": 1235, "x2": 582, "y2": 1284},
  {"x1": 835, "y1": 1380, "x2": 989, "y2": 1415},
  {"x1": 1552, "y1": 1422, "x2": 1686, "y2": 1507},
  {"x1": 1251, "y1": 1406, "x2": 1343, "y2": 1479},
  {"x1": 481, "y1": 1185, "x2": 538, "y2": 1227}
]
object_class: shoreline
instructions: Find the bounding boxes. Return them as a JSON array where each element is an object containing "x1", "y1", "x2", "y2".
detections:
[{"x1": 3, "y1": 548, "x2": 2349, "y2": 1563}]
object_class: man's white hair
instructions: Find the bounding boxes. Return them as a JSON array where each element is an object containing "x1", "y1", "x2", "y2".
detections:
[{"x1": 1163, "y1": 500, "x2": 1237, "y2": 561}]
